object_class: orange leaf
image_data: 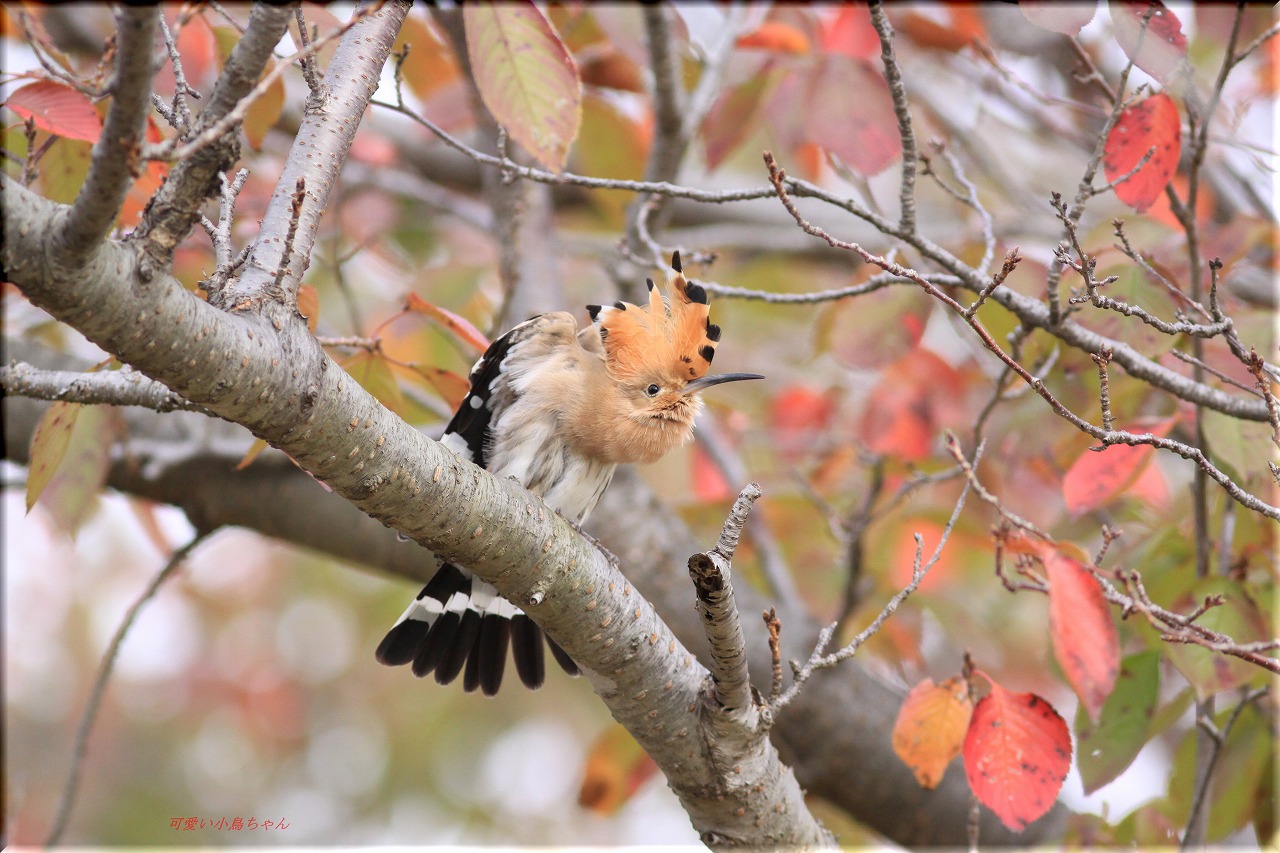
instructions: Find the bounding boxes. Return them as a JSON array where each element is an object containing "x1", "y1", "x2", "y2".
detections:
[
  {"x1": 1062, "y1": 417, "x2": 1175, "y2": 515},
  {"x1": 463, "y1": 3, "x2": 582, "y2": 171},
  {"x1": 1045, "y1": 550, "x2": 1119, "y2": 721},
  {"x1": 579, "y1": 724, "x2": 658, "y2": 815},
  {"x1": 404, "y1": 293, "x2": 490, "y2": 354},
  {"x1": 28, "y1": 403, "x2": 117, "y2": 534},
  {"x1": 393, "y1": 12, "x2": 461, "y2": 102},
  {"x1": 410, "y1": 365, "x2": 472, "y2": 410},
  {"x1": 296, "y1": 285, "x2": 319, "y2": 333},
  {"x1": 1103, "y1": 93, "x2": 1181, "y2": 212},
  {"x1": 963, "y1": 678, "x2": 1071, "y2": 832},
  {"x1": 26, "y1": 401, "x2": 82, "y2": 512},
  {"x1": 893, "y1": 676, "x2": 974, "y2": 788},
  {"x1": 736, "y1": 21, "x2": 811, "y2": 54},
  {"x1": 5, "y1": 80, "x2": 102, "y2": 143},
  {"x1": 895, "y1": 6, "x2": 986, "y2": 51}
]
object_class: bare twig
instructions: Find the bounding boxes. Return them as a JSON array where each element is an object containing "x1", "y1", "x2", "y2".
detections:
[
  {"x1": 765, "y1": 153, "x2": 1280, "y2": 520},
  {"x1": 149, "y1": 4, "x2": 382, "y2": 163},
  {"x1": 868, "y1": 1, "x2": 919, "y2": 234},
  {"x1": 773, "y1": 447, "x2": 977, "y2": 712},
  {"x1": 1183, "y1": 686, "x2": 1270, "y2": 847},
  {"x1": 293, "y1": 4, "x2": 325, "y2": 94},
  {"x1": 47, "y1": 532, "x2": 214, "y2": 845},
  {"x1": 964, "y1": 248, "x2": 1021, "y2": 319},
  {"x1": 198, "y1": 169, "x2": 251, "y2": 297},
  {"x1": 1, "y1": 362, "x2": 209, "y2": 414},
  {"x1": 158, "y1": 16, "x2": 199, "y2": 134},
  {"x1": 763, "y1": 608, "x2": 783, "y2": 704}
]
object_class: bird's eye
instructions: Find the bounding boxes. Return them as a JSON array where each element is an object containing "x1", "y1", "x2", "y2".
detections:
[{"x1": 645, "y1": 383, "x2": 661, "y2": 397}]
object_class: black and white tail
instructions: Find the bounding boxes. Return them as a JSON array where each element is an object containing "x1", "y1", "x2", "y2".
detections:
[{"x1": 375, "y1": 563, "x2": 578, "y2": 696}]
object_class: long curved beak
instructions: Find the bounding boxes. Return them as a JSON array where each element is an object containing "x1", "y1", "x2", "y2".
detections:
[{"x1": 682, "y1": 372, "x2": 765, "y2": 395}]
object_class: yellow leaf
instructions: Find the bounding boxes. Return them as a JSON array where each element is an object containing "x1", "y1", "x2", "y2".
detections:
[{"x1": 892, "y1": 676, "x2": 974, "y2": 789}]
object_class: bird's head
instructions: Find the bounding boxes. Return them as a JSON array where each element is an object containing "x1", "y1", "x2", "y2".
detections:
[{"x1": 585, "y1": 252, "x2": 762, "y2": 462}]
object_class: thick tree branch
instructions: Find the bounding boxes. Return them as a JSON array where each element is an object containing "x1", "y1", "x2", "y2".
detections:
[
  {"x1": 132, "y1": 2, "x2": 293, "y2": 265},
  {"x1": 219, "y1": 0, "x2": 409, "y2": 310},
  {"x1": 53, "y1": 6, "x2": 159, "y2": 269}
]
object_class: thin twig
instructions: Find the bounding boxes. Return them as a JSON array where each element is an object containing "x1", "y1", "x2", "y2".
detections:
[
  {"x1": 868, "y1": 1, "x2": 918, "y2": 234},
  {"x1": 149, "y1": 4, "x2": 383, "y2": 163},
  {"x1": 772, "y1": 445, "x2": 978, "y2": 712},
  {"x1": 1183, "y1": 685, "x2": 1270, "y2": 847},
  {"x1": 47, "y1": 532, "x2": 214, "y2": 845}
]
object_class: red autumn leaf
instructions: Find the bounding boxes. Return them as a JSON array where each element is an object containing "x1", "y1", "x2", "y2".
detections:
[
  {"x1": 893, "y1": 676, "x2": 974, "y2": 788},
  {"x1": 702, "y1": 68, "x2": 777, "y2": 171},
  {"x1": 4, "y1": 79, "x2": 102, "y2": 143},
  {"x1": 1103, "y1": 93, "x2": 1181, "y2": 212},
  {"x1": 691, "y1": 443, "x2": 734, "y2": 503},
  {"x1": 803, "y1": 55, "x2": 902, "y2": 176},
  {"x1": 403, "y1": 293, "x2": 490, "y2": 354},
  {"x1": 736, "y1": 21, "x2": 811, "y2": 54},
  {"x1": 1019, "y1": 2, "x2": 1098, "y2": 34},
  {"x1": 1062, "y1": 416, "x2": 1176, "y2": 515},
  {"x1": 1110, "y1": 0, "x2": 1188, "y2": 85},
  {"x1": 819, "y1": 5, "x2": 879, "y2": 59},
  {"x1": 1045, "y1": 549, "x2": 1119, "y2": 721},
  {"x1": 1127, "y1": 455, "x2": 1170, "y2": 508},
  {"x1": 964, "y1": 678, "x2": 1072, "y2": 832},
  {"x1": 859, "y1": 348, "x2": 966, "y2": 461},
  {"x1": 768, "y1": 384, "x2": 836, "y2": 461}
]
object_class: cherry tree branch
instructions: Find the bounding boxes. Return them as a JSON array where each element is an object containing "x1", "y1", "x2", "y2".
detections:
[
  {"x1": 53, "y1": 6, "x2": 159, "y2": 269},
  {"x1": 0, "y1": 361, "x2": 209, "y2": 414}
]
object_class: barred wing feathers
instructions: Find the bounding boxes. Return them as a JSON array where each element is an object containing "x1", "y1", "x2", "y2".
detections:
[{"x1": 375, "y1": 315, "x2": 581, "y2": 695}]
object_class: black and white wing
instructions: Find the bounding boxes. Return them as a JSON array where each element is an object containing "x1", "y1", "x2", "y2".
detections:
[{"x1": 375, "y1": 316, "x2": 579, "y2": 695}]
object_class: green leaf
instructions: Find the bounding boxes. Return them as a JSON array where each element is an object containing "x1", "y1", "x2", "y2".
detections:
[
  {"x1": 1201, "y1": 407, "x2": 1275, "y2": 485},
  {"x1": 1075, "y1": 650, "x2": 1160, "y2": 794},
  {"x1": 1165, "y1": 579, "x2": 1270, "y2": 699},
  {"x1": 1169, "y1": 702, "x2": 1271, "y2": 842},
  {"x1": 463, "y1": 2, "x2": 582, "y2": 170}
]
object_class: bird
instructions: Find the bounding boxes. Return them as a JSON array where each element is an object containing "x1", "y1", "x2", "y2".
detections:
[{"x1": 375, "y1": 252, "x2": 762, "y2": 695}]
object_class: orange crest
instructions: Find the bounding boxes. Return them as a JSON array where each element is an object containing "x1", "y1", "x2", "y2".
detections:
[{"x1": 587, "y1": 253, "x2": 722, "y2": 387}]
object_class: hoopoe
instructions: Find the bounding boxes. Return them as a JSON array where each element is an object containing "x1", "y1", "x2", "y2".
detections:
[{"x1": 375, "y1": 253, "x2": 761, "y2": 695}]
